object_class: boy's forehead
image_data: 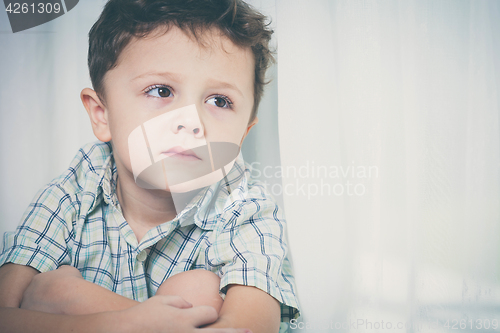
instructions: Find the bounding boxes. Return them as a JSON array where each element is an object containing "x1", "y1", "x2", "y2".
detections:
[{"x1": 120, "y1": 26, "x2": 253, "y2": 66}]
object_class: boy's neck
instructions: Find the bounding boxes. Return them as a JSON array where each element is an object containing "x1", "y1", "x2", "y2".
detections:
[{"x1": 115, "y1": 174, "x2": 195, "y2": 243}]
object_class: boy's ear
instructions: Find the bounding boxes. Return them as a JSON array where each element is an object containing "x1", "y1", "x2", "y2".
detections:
[
  {"x1": 81, "y1": 88, "x2": 112, "y2": 142},
  {"x1": 239, "y1": 116, "x2": 259, "y2": 146}
]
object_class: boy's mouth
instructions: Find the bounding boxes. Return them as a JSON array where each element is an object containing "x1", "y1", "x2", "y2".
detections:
[{"x1": 161, "y1": 146, "x2": 201, "y2": 161}]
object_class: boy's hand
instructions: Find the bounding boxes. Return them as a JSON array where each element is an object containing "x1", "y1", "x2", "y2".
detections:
[{"x1": 117, "y1": 295, "x2": 252, "y2": 333}]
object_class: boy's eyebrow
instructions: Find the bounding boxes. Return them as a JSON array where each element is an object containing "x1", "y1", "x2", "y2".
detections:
[
  {"x1": 205, "y1": 78, "x2": 243, "y2": 97},
  {"x1": 131, "y1": 71, "x2": 182, "y2": 83}
]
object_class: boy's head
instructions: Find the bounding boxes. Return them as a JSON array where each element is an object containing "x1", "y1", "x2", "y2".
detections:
[
  {"x1": 82, "y1": 0, "x2": 274, "y2": 195},
  {"x1": 88, "y1": 0, "x2": 274, "y2": 123}
]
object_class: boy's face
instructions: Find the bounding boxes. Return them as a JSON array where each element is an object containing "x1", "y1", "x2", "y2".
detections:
[{"x1": 85, "y1": 26, "x2": 257, "y2": 191}]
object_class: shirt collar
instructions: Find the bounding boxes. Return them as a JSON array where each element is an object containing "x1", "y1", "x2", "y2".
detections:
[
  {"x1": 100, "y1": 155, "x2": 119, "y2": 208},
  {"x1": 189, "y1": 152, "x2": 249, "y2": 229},
  {"x1": 95, "y1": 149, "x2": 250, "y2": 231}
]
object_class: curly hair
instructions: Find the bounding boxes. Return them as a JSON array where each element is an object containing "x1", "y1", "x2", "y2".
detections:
[{"x1": 88, "y1": 0, "x2": 274, "y2": 122}]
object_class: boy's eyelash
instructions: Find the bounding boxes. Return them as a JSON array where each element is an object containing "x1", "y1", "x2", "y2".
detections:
[
  {"x1": 144, "y1": 84, "x2": 172, "y2": 95},
  {"x1": 143, "y1": 85, "x2": 233, "y2": 109}
]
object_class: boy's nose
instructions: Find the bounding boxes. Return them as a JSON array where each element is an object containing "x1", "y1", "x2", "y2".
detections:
[{"x1": 171, "y1": 113, "x2": 204, "y2": 139}]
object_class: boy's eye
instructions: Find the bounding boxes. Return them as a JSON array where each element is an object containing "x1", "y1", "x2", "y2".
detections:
[
  {"x1": 145, "y1": 85, "x2": 172, "y2": 98},
  {"x1": 206, "y1": 96, "x2": 232, "y2": 109}
]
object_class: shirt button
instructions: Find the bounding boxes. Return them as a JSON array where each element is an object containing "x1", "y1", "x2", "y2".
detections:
[{"x1": 137, "y1": 249, "x2": 147, "y2": 262}]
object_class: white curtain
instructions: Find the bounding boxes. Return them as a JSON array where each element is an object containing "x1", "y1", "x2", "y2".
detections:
[
  {"x1": 1, "y1": 1, "x2": 499, "y2": 332},
  {"x1": 277, "y1": 0, "x2": 500, "y2": 331},
  {"x1": 0, "y1": 1, "x2": 104, "y2": 237}
]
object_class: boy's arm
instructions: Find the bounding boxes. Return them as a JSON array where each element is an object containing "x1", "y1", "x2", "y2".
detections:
[
  {"x1": 0, "y1": 263, "x2": 248, "y2": 333},
  {"x1": 204, "y1": 284, "x2": 281, "y2": 333},
  {"x1": 18, "y1": 265, "x2": 279, "y2": 332},
  {"x1": 19, "y1": 265, "x2": 139, "y2": 314},
  {"x1": 203, "y1": 197, "x2": 299, "y2": 333},
  {"x1": 0, "y1": 263, "x2": 117, "y2": 333},
  {"x1": 0, "y1": 262, "x2": 38, "y2": 307}
]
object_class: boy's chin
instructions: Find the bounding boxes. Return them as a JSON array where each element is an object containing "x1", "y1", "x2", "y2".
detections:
[
  {"x1": 135, "y1": 159, "x2": 236, "y2": 194},
  {"x1": 134, "y1": 159, "x2": 237, "y2": 216},
  {"x1": 168, "y1": 163, "x2": 235, "y2": 193}
]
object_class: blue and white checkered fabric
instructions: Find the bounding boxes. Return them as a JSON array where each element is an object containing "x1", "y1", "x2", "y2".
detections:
[{"x1": 0, "y1": 141, "x2": 299, "y2": 321}]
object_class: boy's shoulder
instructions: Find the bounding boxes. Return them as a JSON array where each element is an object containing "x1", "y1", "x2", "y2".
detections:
[
  {"x1": 214, "y1": 156, "x2": 284, "y2": 219},
  {"x1": 237, "y1": 159, "x2": 278, "y2": 203},
  {"x1": 46, "y1": 141, "x2": 114, "y2": 203}
]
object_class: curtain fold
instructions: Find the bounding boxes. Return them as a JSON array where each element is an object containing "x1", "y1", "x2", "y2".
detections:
[{"x1": 277, "y1": 0, "x2": 500, "y2": 330}]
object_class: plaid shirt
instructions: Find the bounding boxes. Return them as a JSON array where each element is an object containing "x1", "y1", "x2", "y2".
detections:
[{"x1": 0, "y1": 141, "x2": 299, "y2": 321}]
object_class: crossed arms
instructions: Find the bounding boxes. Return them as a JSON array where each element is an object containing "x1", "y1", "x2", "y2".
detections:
[{"x1": 0, "y1": 263, "x2": 280, "y2": 333}]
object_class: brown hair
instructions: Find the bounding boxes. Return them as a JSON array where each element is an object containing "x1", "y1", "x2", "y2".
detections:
[{"x1": 88, "y1": 0, "x2": 274, "y2": 122}]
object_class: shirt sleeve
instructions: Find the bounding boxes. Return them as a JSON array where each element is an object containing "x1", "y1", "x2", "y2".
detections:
[
  {"x1": 208, "y1": 197, "x2": 300, "y2": 322},
  {"x1": 0, "y1": 183, "x2": 75, "y2": 272}
]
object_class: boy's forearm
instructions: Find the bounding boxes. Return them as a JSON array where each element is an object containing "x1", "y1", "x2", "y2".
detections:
[
  {"x1": 0, "y1": 263, "x2": 130, "y2": 332},
  {"x1": 0, "y1": 307, "x2": 123, "y2": 333},
  {"x1": 61, "y1": 277, "x2": 139, "y2": 314},
  {"x1": 21, "y1": 268, "x2": 139, "y2": 315},
  {"x1": 43, "y1": 276, "x2": 139, "y2": 315}
]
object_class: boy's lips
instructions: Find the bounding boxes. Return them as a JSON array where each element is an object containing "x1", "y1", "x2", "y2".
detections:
[{"x1": 161, "y1": 146, "x2": 201, "y2": 161}]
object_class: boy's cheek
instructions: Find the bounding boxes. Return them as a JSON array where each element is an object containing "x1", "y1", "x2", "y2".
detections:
[{"x1": 202, "y1": 119, "x2": 248, "y2": 145}]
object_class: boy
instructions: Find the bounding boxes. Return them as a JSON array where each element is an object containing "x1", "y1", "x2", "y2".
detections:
[{"x1": 0, "y1": 0, "x2": 299, "y2": 332}]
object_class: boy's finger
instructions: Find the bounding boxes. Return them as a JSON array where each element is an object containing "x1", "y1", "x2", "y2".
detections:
[
  {"x1": 184, "y1": 305, "x2": 218, "y2": 327},
  {"x1": 156, "y1": 295, "x2": 193, "y2": 308}
]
